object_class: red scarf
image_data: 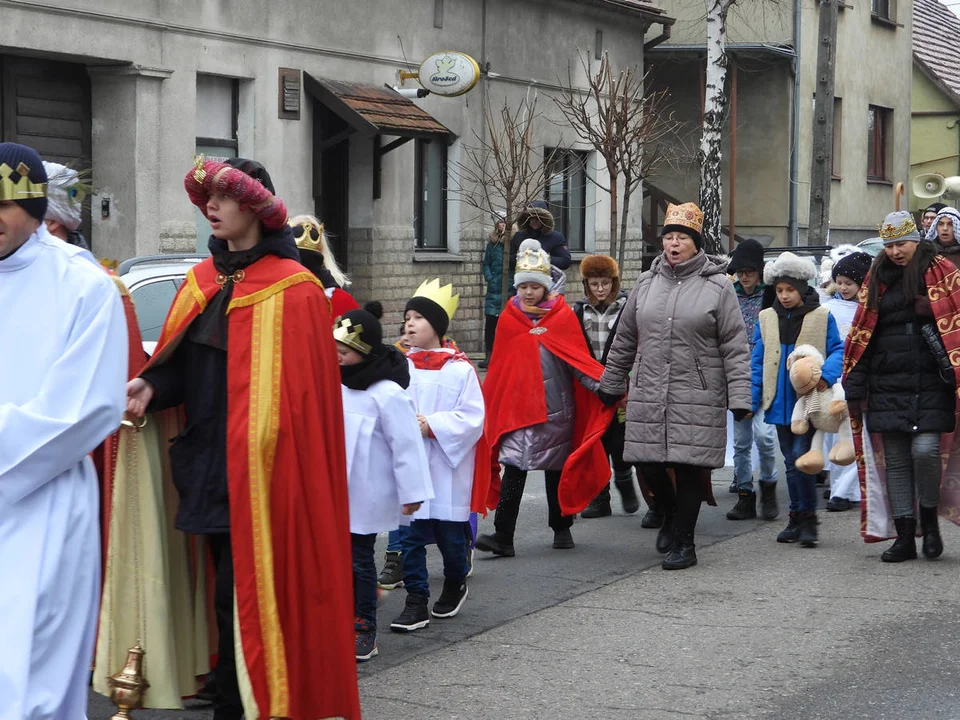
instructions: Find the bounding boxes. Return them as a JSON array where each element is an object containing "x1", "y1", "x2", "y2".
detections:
[
  {"x1": 407, "y1": 347, "x2": 472, "y2": 370},
  {"x1": 482, "y1": 300, "x2": 615, "y2": 514},
  {"x1": 843, "y1": 255, "x2": 960, "y2": 540}
]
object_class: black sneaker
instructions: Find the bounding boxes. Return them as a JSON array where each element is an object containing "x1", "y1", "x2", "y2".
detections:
[
  {"x1": 355, "y1": 618, "x2": 378, "y2": 662},
  {"x1": 390, "y1": 593, "x2": 430, "y2": 632},
  {"x1": 431, "y1": 578, "x2": 468, "y2": 618},
  {"x1": 777, "y1": 512, "x2": 802, "y2": 543},
  {"x1": 377, "y1": 551, "x2": 404, "y2": 590}
]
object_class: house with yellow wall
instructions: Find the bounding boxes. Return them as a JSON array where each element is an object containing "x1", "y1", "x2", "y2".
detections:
[{"x1": 911, "y1": 0, "x2": 960, "y2": 212}]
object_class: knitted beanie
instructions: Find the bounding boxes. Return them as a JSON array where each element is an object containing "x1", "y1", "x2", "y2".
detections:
[
  {"x1": 727, "y1": 238, "x2": 765, "y2": 273},
  {"x1": 831, "y1": 251, "x2": 872, "y2": 286},
  {"x1": 878, "y1": 210, "x2": 921, "y2": 245},
  {"x1": 514, "y1": 238, "x2": 553, "y2": 290},
  {"x1": 405, "y1": 296, "x2": 450, "y2": 339},
  {"x1": 333, "y1": 308, "x2": 383, "y2": 357},
  {"x1": 0, "y1": 142, "x2": 47, "y2": 222}
]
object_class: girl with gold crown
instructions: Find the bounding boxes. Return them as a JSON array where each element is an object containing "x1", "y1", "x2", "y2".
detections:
[
  {"x1": 389, "y1": 279, "x2": 486, "y2": 633},
  {"x1": 476, "y1": 239, "x2": 615, "y2": 557}
]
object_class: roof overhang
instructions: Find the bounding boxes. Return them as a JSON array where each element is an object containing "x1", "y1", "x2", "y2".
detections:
[
  {"x1": 913, "y1": 56, "x2": 960, "y2": 109},
  {"x1": 304, "y1": 74, "x2": 454, "y2": 141},
  {"x1": 646, "y1": 42, "x2": 797, "y2": 61}
]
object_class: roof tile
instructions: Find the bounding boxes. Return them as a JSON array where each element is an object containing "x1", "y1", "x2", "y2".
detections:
[{"x1": 913, "y1": 0, "x2": 960, "y2": 103}]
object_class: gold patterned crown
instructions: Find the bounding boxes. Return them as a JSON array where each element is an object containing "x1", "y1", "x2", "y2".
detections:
[
  {"x1": 333, "y1": 316, "x2": 372, "y2": 355},
  {"x1": 0, "y1": 162, "x2": 47, "y2": 202},
  {"x1": 663, "y1": 202, "x2": 704, "y2": 234},
  {"x1": 515, "y1": 241, "x2": 552, "y2": 278},
  {"x1": 878, "y1": 211, "x2": 919, "y2": 241},
  {"x1": 289, "y1": 217, "x2": 324, "y2": 253},
  {"x1": 412, "y1": 278, "x2": 460, "y2": 320}
]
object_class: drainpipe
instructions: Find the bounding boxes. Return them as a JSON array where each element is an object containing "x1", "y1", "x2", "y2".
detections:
[{"x1": 788, "y1": 0, "x2": 802, "y2": 246}]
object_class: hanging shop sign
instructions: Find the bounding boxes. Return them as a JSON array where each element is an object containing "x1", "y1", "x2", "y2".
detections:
[{"x1": 417, "y1": 51, "x2": 480, "y2": 97}]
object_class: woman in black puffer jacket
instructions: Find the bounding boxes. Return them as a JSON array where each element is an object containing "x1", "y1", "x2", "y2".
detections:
[{"x1": 844, "y1": 224, "x2": 955, "y2": 563}]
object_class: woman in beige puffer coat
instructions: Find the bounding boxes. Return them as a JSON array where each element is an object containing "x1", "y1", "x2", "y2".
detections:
[{"x1": 599, "y1": 203, "x2": 752, "y2": 570}]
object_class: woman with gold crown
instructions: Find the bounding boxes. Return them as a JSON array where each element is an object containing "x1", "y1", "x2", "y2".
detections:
[
  {"x1": 844, "y1": 210, "x2": 960, "y2": 562},
  {"x1": 599, "y1": 203, "x2": 752, "y2": 570}
]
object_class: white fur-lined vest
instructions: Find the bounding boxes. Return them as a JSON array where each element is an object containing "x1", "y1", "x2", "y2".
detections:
[{"x1": 758, "y1": 306, "x2": 829, "y2": 410}]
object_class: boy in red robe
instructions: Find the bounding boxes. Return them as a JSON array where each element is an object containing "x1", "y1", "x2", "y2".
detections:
[{"x1": 123, "y1": 157, "x2": 359, "y2": 720}]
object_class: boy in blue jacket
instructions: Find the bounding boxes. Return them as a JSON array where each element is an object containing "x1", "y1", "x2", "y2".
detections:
[{"x1": 752, "y1": 252, "x2": 844, "y2": 547}]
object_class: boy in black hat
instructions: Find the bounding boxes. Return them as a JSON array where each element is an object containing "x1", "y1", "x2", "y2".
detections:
[{"x1": 725, "y1": 239, "x2": 780, "y2": 521}]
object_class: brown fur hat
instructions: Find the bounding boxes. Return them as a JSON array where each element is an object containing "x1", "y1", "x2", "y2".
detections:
[{"x1": 580, "y1": 254, "x2": 621, "y2": 304}]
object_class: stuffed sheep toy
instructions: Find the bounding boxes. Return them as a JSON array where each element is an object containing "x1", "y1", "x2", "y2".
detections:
[{"x1": 786, "y1": 344, "x2": 856, "y2": 474}]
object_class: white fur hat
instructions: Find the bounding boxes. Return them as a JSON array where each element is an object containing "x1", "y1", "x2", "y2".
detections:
[{"x1": 763, "y1": 251, "x2": 818, "y2": 287}]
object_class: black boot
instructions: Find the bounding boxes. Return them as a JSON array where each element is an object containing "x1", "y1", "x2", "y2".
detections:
[
  {"x1": 581, "y1": 483, "x2": 612, "y2": 519},
  {"x1": 799, "y1": 510, "x2": 818, "y2": 548},
  {"x1": 726, "y1": 490, "x2": 757, "y2": 521},
  {"x1": 662, "y1": 531, "x2": 697, "y2": 570},
  {"x1": 777, "y1": 512, "x2": 802, "y2": 543},
  {"x1": 881, "y1": 517, "x2": 918, "y2": 563},
  {"x1": 656, "y1": 511, "x2": 675, "y2": 554},
  {"x1": 920, "y1": 506, "x2": 943, "y2": 559},
  {"x1": 640, "y1": 500, "x2": 664, "y2": 529},
  {"x1": 474, "y1": 531, "x2": 515, "y2": 557},
  {"x1": 759, "y1": 482, "x2": 780, "y2": 520},
  {"x1": 614, "y1": 469, "x2": 640, "y2": 514}
]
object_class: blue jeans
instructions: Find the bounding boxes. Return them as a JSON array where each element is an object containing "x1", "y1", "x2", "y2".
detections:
[
  {"x1": 776, "y1": 425, "x2": 818, "y2": 513},
  {"x1": 387, "y1": 515, "x2": 478, "y2": 553},
  {"x1": 351, "y1": 533, "x2": 378, "y2": 624},
  {"x1": 400, "y1": 519, "x2": 470, "y2": 599},
  {"x1": 733, "y1": 408, "x2": 778, "y2": 491}
]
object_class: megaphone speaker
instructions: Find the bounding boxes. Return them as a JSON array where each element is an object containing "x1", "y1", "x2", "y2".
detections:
[
  {"x1": 914, "y1": 173, "x2": 946, "y2": 199},
  {"x1": 943, "y1": 176, "x2": 960, "y2": 200}
]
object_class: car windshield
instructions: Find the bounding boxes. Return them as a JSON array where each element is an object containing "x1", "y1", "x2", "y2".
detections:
[{"x1": 130, "y1": 279, "x2": 179, "y2": 342}]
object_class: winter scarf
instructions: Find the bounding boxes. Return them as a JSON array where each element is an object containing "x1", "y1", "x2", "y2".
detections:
[
  {"x1": 734, "y1": 281, "x2": 765, "y2": 348},
  {"x1": 513, "y1": 291, "x2": 562, "y2": 319},
  {"x1": 340, "y1": 345, "x2": 410, "y2": 391},
  {"x1": 843, "y1": 255, "x2": 960, "y2": 541}
]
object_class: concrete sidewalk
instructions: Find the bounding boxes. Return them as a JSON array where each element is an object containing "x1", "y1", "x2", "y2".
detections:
[{"x1": 360, "y1": 512, "x2": 960, "y2": 719}]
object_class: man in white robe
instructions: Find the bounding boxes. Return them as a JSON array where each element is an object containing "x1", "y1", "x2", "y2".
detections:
[{"x1": 0, "y1": 142, "x2": 127, "y2": 719}]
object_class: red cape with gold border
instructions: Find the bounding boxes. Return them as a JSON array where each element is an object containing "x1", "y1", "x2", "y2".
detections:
[
  {"x1": 481, "y1": 298, "x2": 615, "y2": 515},
  {"x1": 145, "y1": 255, "x2": 359, "y2": 719}
]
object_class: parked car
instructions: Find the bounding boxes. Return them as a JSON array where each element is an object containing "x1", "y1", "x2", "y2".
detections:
[
  {"x1": 856, "y1": 236, "x2": 884, "y2": 257},
  {"x1": 118, "y1": 254, "x2": 206, "y2": 355}
]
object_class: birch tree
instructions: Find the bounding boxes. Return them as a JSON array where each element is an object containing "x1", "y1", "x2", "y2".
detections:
[
  {"x1": 452, "y1": 92, "x2": 556, "y2": 309},
  {"x1": 698, "y1": 0, "x2": 737, "y2": 254}
]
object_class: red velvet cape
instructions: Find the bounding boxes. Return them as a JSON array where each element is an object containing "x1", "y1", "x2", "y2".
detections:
[
  {"x1": 482, "y1": 299, "x2": 615, "y2": 514},
  {"x1": 144, "y1": 255, "x2": 359, "y2": 719}
]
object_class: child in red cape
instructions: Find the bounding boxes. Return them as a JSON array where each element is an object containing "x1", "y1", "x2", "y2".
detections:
[{"x1": 476, "y1": 239, "x2": 615, "y2": 556}]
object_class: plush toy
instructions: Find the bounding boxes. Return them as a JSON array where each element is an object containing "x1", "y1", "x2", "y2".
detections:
[{"x1": 787, "y1": 344, "x2": 856, "y2": 474}]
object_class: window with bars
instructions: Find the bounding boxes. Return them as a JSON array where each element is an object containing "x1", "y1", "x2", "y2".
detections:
[{"x1": 544, "y1": 148, "x2": 588, "y2": 252}]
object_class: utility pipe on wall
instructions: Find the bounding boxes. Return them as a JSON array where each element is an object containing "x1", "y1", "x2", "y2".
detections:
[{"x1": 788, "y1": 0, "x2": 802, "y2": 246}]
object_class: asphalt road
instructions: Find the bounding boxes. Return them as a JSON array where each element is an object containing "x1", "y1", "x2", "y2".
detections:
[
  {"x1": 88, "y1": 467, "x2": 763, "y2": 718},
  {"x1": 87, "y1": 466, "x2": 960, "y2": 719}
]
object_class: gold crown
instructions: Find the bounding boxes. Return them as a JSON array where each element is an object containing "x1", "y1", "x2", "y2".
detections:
[
  {"x1": 0, "y1": 162, "x2": 47, "y2": 202},
  {"x1": 290, "y1": 218, "x2": 324, "y2": 253},
  {"x1": 333, "y1": 316, "x2": 372, "y2": 355},
  {"x1": 412, "y1": 278, "x2": 459, "y2": 320},
  {"x1": 663, "y1": 202, "x2": 704, "y2": 234},
  {"x1": 515, "y1": 247, "x2": 552, "y2": 277},
  {"x1": 878, "y1": 215, "x2": 918, "y2": 240}
]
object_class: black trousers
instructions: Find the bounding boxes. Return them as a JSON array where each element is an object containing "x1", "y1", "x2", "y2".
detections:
[
  {"x1": 208, "y1": 533, "x2": 244, "y2": 720},
  {"x1": 636, "y1": 463, "x2": 705, "y2": 536},
  {"x1": 494, "y1": 464, "x2": 572, "y2": 535},
  {"x1": 484, "y1": 314, "x2": 499, "y2": 356}
]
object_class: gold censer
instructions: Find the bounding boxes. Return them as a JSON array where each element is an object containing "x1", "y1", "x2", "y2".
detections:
[{"x1": 107, "y1": 643, "x2": 149, "y2": 719}]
